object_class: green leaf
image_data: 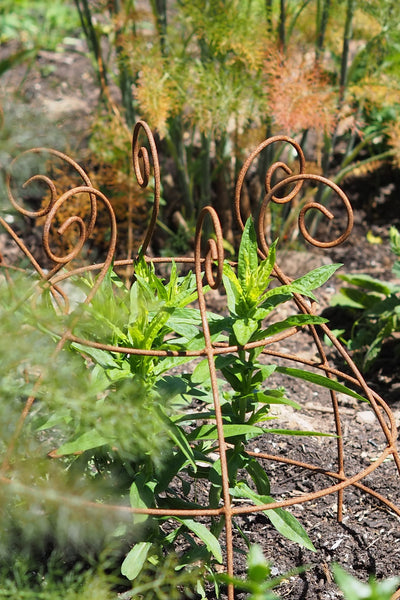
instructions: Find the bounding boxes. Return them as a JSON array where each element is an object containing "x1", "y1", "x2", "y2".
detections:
[
  {"x1": 291, "y1": 263, "x2": 342, "y2": 298},
  {"x1": 156, "y1": 406, "x2": 196, "y2": 471},
  {"x1": 238, "y1": 218, "x2": 259, "y2": 289},
  {"x1": 333, "y1": 563, "x2": 400, "y2": 600},
  {"x1": 232, "y1": 483, "x2": 316, "y2": 551},
  {"x1": 71, "y1": 343, "x2": 121, "y2": 370},
  {"x1": 247, "y1": 241, "x2": 278, "y2": 305},
  {"x1": 263, "y1": 314, "x2": 327, "y2": 337},
  {"x1": 121, "y1": 542, "x2": 152, "y2": 580},
  {"x1": 390, "y1": 226, "x2": 400, "y2": 257},
  {"x1": 338, "y1": 273, "x2": 394, "y2": 296},
  {"x1": 267, "y1": 428, "x2": 334, "y2": 437},
  {"x1": 257, "y1": 364, "x2": 277, "y2": 380},
  {"x1": 363, "y1": 294, "x2": 400, "y2": 318},
  {"x1": 56, "y1": 429, "x2": 109, "y2": 455},
  {"x1": 251, "y1": 390, "x2": 301, "y2": 410},
  {"x1": 130, "y1": 474, "x2": 155, "y2": 525},
  {"x1": 36, "y1": 411, "x2": 72, "y2": 431},
  {"x1": 391, "y1": 260, "x2": 400, "y2": 279},
  {"x1": 247, "y1": 544, "x2": 271, "y2": 584},
  {"x1": 332, "y1": 564, "x2": 371, "y2": 600},
  {"x1": 192, "y1": 358, "x2": 210, "y2": 384},
  {"x1": 173, "y1": 517, "x2": 223, "y2": 563},
  {"x1": 223, "y1": 263, "x2": 245, "y2": 313},
  {"x1": 331, "y1": 287, "x2": 373, "y2": 309},
  {"x1": 246, "y1": 458, "x2": 270, "y2": 495},
  {"x1": 155, "y1": 375, "x2": 191, "y2": 401},
  {"x1": 275, "y1": 366, "x2": 367, "y2": 402},
  {"x1": 232, "y1": 317, "x2": 259, "y2": 345},
  {"x1": 188, "y1": 423, "x2": 263, "y2": 441}
]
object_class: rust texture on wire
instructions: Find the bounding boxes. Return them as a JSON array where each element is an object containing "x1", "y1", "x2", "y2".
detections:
[{"x1": 1, "y1": 120, "x2": 399, "y2": 600}]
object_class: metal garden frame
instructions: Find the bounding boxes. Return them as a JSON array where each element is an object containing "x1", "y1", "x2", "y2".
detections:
[{"x1": 1, "y1": 120, "x2": 399, "y2": 599}]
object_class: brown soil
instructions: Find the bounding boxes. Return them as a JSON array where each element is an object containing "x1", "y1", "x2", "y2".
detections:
[{"x1": 1, "y1": 40, "x2": 400, "y2": 600}]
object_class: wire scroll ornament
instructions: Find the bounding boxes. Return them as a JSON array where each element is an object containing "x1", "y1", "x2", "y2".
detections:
[{"x1": 1, "y1": 121, "x2": 399, "y2": 600}]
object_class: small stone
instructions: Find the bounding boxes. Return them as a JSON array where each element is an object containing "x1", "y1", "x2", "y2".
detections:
[{"x1": 356, "y1": 411, "x2": 376, "y2": 425}]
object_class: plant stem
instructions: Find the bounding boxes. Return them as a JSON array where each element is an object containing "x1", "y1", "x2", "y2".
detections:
[
  {"x1": 316, "y1": 0, "x2": 331, "y2": 63},
  {"x1": 265, "y1": 0, "x2": 273, "y2": 32},
  {"x1": 112, "y1": 0, "x2": 137, "y2": 128},
  {"x1": 74, "y1": 0, "x2": 108, "y2": 93},
  {"x1": 339, "y1": 0, "x2": 355, "y2": 104},
  {"x1": 279, "y1": 0, "x2": 286, "y2": 51},
  {"x1": 150, "y1": 0, "x2": 168, "y2": 56}
]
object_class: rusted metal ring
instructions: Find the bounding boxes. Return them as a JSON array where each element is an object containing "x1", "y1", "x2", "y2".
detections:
[
  {"x1": 235, "y1": 135, "x2": 306, "y2": 231},
  {"x1": 195, "y1": 206, "x2": 224, "y2": 290},
  {"x1": 132, "y1": 120, "x2": 161, "y2": 254},
  {"x1": 258, "y1": 173, "x2": 353, "y2": 254},
  {"x1": 7, "y1": 148, "x2": 97, "y2": 236}
]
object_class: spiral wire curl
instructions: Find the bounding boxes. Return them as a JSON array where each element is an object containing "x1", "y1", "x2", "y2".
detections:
[{"x1": 0, "y1": 123, "x2": 399, "y2": 600}]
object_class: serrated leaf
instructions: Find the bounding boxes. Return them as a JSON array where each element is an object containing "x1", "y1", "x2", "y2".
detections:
[
  {"x1": 174, "y1": 517, "x2": 223, "y2": 563},
  {"x1": 121, "y1": 542, "x2": 152, "y2": 580}
]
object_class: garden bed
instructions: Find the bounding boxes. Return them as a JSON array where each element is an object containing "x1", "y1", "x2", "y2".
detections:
[{"x1": 1, "y1": 38, "x2": 400, "y2": 600}]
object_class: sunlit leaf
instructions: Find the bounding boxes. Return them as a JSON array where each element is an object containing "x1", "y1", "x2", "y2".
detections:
[
  {"x1": 121, "y1": 542, "x2": 152, "y2": 580},
  {"x1": 276, "y1": 366, "x2": 367, "y2": 402},
  {"x1": 188, "y1": 423, "x2": 263, "y2": 441}
]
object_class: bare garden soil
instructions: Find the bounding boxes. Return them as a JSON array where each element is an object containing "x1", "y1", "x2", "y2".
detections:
[{"x1": 1, "y1": 42, "x2": 400, "y2": 599}]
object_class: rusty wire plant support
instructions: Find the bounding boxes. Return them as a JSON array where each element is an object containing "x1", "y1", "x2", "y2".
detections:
[{"x1": 1, "y1": 120, "x2": 399, "y2": 599}]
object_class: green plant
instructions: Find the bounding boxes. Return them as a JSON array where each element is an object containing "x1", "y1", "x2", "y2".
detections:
[
  {"x1": 333, "y1": 563, "x2": 400, "y2": 600},
  {"x1": 218, "y1": 543, "x2": 307, "y2": 600},
  {"x1": 329, "y1": 225, "x2": 400, "y2": 372},
  {"x1": 0, "y1": 267, "x2": 204, "y2": 597},
  {"x1": 3, "y1": 1, "x2": 400, "y2": 248},
  {"x1": 0, "y1": 217, "x2": 377, "y2": 595},
  {"x1": 55, "y1": 218, "x2": 360, "y2": 592},
  {"x1": 69, "y1": 0, "x2": 400, "y2": 248},
  {"x1": 0, "y1": 0, "x2": 80, "y2": 50}
]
